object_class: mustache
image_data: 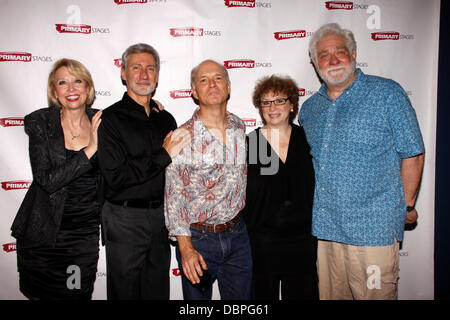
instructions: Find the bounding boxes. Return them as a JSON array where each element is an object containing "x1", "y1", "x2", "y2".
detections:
[
  {"x1": 136, "y1": 80, "x2": 152, "y2": 85},
  {"x1": 325, "y1": 66, "x2": 346, "y2": 73}
]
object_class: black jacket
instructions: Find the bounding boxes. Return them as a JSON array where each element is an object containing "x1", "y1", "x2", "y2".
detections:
[{"x1": 11, "y1": 106, "x2": 100, "y2": 248}]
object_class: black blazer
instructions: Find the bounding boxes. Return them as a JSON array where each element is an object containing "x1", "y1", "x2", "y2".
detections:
[{"x1": 11, "y1": 106, "x2": 100, "y2": 248}]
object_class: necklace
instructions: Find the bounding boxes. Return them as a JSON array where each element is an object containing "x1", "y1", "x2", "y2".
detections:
[
  {"x1": 60, "y1": 109, "x2": 84, "y2": 140},
  {"x1": 70, "y1": 131, "x2": 81, "y2": 140}
]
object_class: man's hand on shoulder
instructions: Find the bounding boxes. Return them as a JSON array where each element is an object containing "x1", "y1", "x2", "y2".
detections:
[
  {"x1": 163, "y1": 126, "x2": 193, "y2": 159},
  {"x1": 152, "y1": 99, "x2": 164, "y2": 113}
]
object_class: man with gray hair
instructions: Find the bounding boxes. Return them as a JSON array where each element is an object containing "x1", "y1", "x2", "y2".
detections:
[
  {"x1": 164, "y1": 59, "x2": 252, "y2": 300},
  {"x1": 98, "y1": 43, "x2": 190, "y2": 299},
  {"x1": 299, "y1": 23, "x2": 425, "y2": 299}
]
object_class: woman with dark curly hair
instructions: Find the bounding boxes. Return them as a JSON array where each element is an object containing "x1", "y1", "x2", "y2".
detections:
[{"x1": 242, "y1": 75, "x2": 318, "y2": 300}]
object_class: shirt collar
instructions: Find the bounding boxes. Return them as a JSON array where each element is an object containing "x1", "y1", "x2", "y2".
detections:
[
  {"x1": 191, "y1": 107, "x2": 236, "y2": 131},
  {"x1": 121, "y1": 92, "x2": 153, "y2": 116}
]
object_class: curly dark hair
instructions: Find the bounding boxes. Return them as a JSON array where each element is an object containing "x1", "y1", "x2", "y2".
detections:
[{"x1": 252, "y1": 75, "x2": 299, "y2": 125}]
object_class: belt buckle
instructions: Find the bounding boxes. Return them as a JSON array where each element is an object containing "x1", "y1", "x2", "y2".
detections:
[
  {"x1": 215, "y1": 223, "x2": 226, "y2": 232},
  {"x1": 216, "y1": 222, "x2": 231, "y2": 232},
  {"x1": 211, "y1": 223, "x2": 222, "y2": 232},
  {"x1": 209, "y1": 223, "x2": 220, "y2": 232},
  {"x1": 198, "y1": 222, "x2": 208, "y2": 232}
]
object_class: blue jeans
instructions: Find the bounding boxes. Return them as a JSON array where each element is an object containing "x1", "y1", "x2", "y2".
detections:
[{"x1": 176, "y1": 216, "x2": 252, "y2": 300}]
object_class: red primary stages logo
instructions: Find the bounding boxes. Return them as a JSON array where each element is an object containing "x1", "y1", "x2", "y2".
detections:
[
  {"x1": 2, "y1": 243, "x2": 16, "y2": 253},
  {"x1": 170, "y1": 27, "x2": 203, "y2": 37},
  {"x1": 242, "y1": 119, "x2": 257, "y2": 127},
  {"x1": 274, "y1": 29, "x2": 306, "y2": 40},
  {"x1": 3, "y1": 242, "x2": 16, "y2": 253},
  {"x1": 114, "y1": 0, "x2": 147, "y2": 4},
  {"x1": 224, "y1": 0, "x2": 255, "y2": 8},
  {"x1": 169, "y1": 27, "x2": 221, "y2": 37},
  {"x1": 1, "y1": 180, "x2": 32, "y2": 191},
  {"x1": 172, "y1": 268, "x2": 181, "y2": 276},
  {"x1": 224, "y1": 59, "x2": 255, "y2": 69},
  {"x1": 0, "y1": 117, "x2": 24, "y2": 127},
  {"x1": 224, "y1": 59, "x2": 271, "y2": 69},
  {"x1": 56, "y1": 24, "x2": 91, "y2": 34},
  {"x1": 325, "y1": 1, "x2": 353, "y2": 10},
  {"x1": 114, "y1": 59, "x2": 122, "y2": 68},
  {"x1": 371, "y1": 32, "x2": 400, "y2": 41},
  {"x1": 1, "y1": 53, "x2": 51, "y2": 63},
  {"x1": 0, "y1": 52, "x2": 32, "y2": 62},
  {"x1": 298, "y1": 88, "x2": 306, "y2": 97},
  {"x1": 170, "y1": 90, "x2": 192, "y2": 99}
]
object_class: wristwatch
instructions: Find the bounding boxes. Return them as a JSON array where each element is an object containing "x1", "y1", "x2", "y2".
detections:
[{"x1": 406, "y1": 206, "x2": 415, "y2": 212}]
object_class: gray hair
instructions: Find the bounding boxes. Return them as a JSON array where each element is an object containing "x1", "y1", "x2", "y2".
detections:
[
  {"x1": 121, "y1": 43, "x2": 160, "y2": 72},
  {"x1": 309, "y1": 23, "x2": 357, "y2": 62},
  {"x1": 190, "y1": 59, "x2": 230, "y2": 89}
]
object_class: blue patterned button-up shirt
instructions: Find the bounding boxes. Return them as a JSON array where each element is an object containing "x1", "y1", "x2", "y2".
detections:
[{"x1": 299, "y1": 69, "x2": 424, "y2": 246}]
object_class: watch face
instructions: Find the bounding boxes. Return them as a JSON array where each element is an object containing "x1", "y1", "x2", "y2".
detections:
[{"x1": 406, "y1": 206, "x2": 415, "y2": 212}]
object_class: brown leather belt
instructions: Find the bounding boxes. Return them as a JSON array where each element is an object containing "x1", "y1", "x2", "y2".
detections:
[{"x1": 190, "y1": 212, "x2": 241, "y2": 232}]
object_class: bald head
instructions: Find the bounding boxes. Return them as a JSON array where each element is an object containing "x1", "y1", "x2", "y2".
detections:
[{"x1": 190, "y1": 59, "x2": 230, "y2": 89}]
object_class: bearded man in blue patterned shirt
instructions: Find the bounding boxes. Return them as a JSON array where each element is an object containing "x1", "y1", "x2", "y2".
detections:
[{"x1": 299, "y1": 23, "x2": 425, "y2": 300}]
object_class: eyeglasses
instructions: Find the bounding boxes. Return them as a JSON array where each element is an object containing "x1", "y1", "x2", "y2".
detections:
[{"x1": 260, "y1": 97, "x2": 289, "y2": 108}]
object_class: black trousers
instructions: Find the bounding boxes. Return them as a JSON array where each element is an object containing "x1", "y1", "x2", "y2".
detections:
[{"x1": 101, "y1": 200, "x2": 170, "y2": 300}]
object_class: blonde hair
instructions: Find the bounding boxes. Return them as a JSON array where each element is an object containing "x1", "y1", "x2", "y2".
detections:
[{"x1": 47, "y1": 58, "x2": 96, "y2": 107}]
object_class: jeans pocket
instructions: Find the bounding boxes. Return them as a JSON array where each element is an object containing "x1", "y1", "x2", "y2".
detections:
[
  {"x1": 231, "y1": 217, "x2": 247, "y2": 235},
  {"x1": 190, "y1": 228, "x2": 208, "y2": 243}
]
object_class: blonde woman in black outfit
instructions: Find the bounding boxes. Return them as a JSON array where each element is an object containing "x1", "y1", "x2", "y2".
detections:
[
  {"x1": 11, "y1": 59, "x2": 102, "y2": 299},
  {"x1": 242, "y1": 75, "x2": 318, "y2": 300}
]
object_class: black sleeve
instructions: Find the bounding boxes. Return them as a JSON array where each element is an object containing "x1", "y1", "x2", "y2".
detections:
[{"x1": 25, "y1": 113, "x2": 93, "y2": 194}]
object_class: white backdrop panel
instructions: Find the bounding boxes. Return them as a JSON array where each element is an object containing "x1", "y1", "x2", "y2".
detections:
[{"x1": 0, "y1": 0, "x2": 439, "y2": 300}]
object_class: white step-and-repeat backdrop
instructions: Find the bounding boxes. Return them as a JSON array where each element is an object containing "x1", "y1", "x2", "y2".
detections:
[{"x1": 0, "y1": 0, "x2": 439, "y2": 300}]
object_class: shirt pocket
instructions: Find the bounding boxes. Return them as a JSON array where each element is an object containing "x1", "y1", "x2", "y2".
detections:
[{"x1": 343, "y1": 117, "x2": 387, "y2": 151}]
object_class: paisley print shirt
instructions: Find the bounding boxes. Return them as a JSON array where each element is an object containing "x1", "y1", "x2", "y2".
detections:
[{"x1": 164, "y1": 109, "x2": 247, "y2": 239}]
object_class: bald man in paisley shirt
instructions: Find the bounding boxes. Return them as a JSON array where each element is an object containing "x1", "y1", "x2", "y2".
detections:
[{"x1": 164, "y1": 59, "x2": 251, "y2": 300}]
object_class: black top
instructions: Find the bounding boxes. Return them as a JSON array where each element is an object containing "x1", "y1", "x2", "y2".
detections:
[
  {"x1": 61, "y1": 149, "x2": 100, "y2": 231},
  {"x1": 243, "y1": 124, "x2": 315, "y2": 241},
  {"x1": 98, "y1": 92, "x2": 177, "y2": 203},
  {"x1": 242, "y1": 124, "x2": 316, "y2": 274},
  {"x1": 11, "y1": 106, "x2": 100, "y2": 248}
]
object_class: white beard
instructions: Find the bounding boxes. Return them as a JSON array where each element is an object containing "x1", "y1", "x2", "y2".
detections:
[
  {"x1": 318, "y1": 59, "x2": 356, "y2": 86},
  {"x1": 129, "y1": 81, "x2": 156, "y2": 96}
]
